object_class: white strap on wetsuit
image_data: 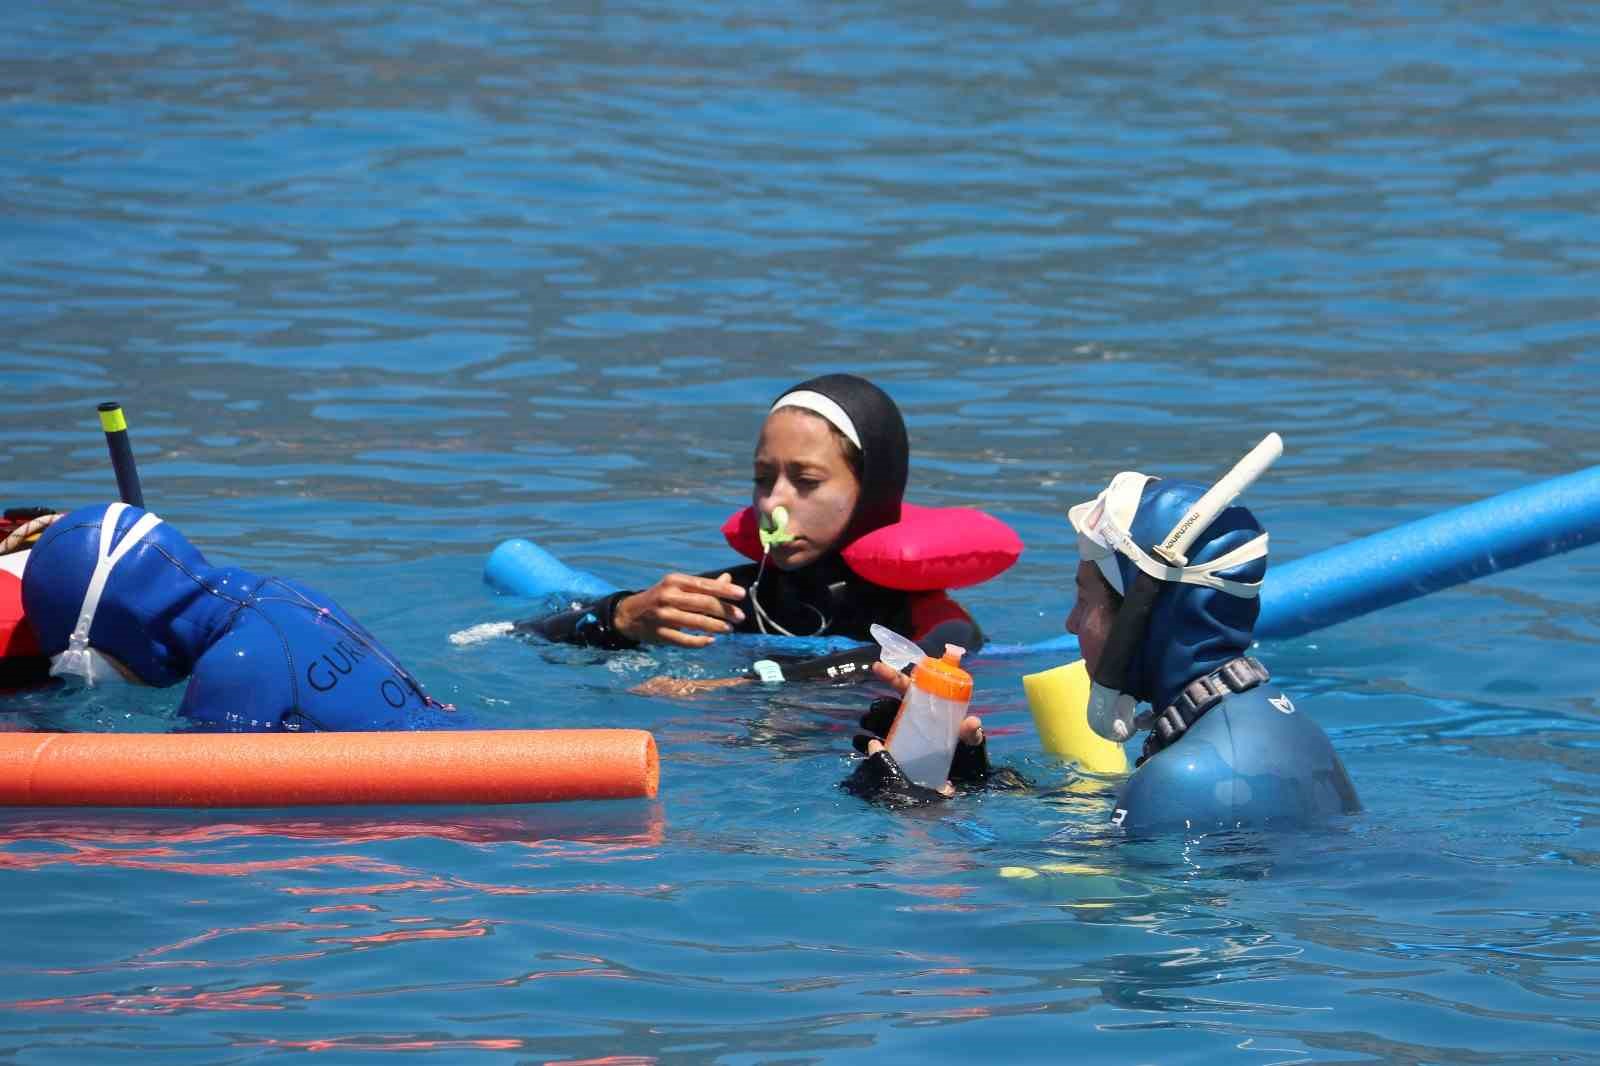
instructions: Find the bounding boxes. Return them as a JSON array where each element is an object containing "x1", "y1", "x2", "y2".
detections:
[{"x1": 49, "y1": 501, "x2": 164, "y2": 686}]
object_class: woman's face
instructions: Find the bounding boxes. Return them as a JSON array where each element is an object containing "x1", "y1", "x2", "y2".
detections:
[
  {"x1": 1066, "y1": 561, "x2": 1119, "y2": 675},
  {"x1": 752, "y1": 408, "x2": 862, "y2": 571}
]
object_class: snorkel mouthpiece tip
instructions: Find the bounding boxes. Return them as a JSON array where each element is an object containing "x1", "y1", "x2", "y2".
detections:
[{"x1": 758, "y1": 505, "x2": 794, "y2": 550}]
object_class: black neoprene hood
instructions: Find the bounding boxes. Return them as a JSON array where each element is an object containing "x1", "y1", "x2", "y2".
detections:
[{"x1": 771, "y1": 373, "x2": 909, "y2": 546}]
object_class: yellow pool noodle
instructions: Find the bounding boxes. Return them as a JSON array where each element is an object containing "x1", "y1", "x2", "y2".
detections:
[{"x1": 1022, "y1": 660, "x2": 1129, "y2": 774}]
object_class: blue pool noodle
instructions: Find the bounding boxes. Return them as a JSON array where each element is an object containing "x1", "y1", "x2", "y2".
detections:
[
  {"x1": 486, "y1": 464, "x2": 1600, "y2": 656},
  {"x1": 485, "y1": 539, "x2": 616, "y2": 603},
  {"x1": 1257, "y1": 463, "x2": 1600, "y2": 639}
]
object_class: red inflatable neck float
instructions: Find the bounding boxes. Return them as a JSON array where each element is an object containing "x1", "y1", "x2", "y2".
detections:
[
  {"x1": 722, "y1": 503, "x2": 1023, "y2": 591},
  {"x1": 1, "y1": 550, "x2": 40, "y2": 660}
]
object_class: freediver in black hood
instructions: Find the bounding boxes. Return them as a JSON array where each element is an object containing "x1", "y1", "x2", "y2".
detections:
[{"x1": 526, "y1": 374, "x2": 982, "y2": 678}]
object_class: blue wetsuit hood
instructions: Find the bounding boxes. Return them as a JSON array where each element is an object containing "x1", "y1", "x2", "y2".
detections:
[
  {"x1": 1110, "y1": 480, "x2": 1266, "y2": 711},
  {"x1": 23, "y1": 503, "x2": 243, "y2": 687}
]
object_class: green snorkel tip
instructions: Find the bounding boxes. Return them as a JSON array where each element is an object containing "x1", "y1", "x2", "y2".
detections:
[{"x1": 758, "y1": 506, "x2": 794, "y2": 550}]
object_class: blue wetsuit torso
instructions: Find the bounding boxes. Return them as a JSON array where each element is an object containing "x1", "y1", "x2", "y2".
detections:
[
  {"x1": 22, "y1": 504, "x2": 460, "y2": 733},
  {"x1": 174, "y1": 573, "x2": 458, "y2": 732},
  {"x1": 1113, "y1": 684, "x2": 1359, "y2": 833}
]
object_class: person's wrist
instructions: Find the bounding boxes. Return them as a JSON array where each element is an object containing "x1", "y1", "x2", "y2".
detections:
[{"x1": 610, "y1": 592, "x2": 642, "y2": 641}]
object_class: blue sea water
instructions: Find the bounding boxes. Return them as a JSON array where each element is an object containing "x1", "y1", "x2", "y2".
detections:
[{"x1": 3, "y1": 0, "x2": 1600, "y2": 1061}]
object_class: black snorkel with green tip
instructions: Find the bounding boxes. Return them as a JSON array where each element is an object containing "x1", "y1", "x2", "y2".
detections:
[{"x1": 97, "y1": 402, "x2": 146, "y2": 508}]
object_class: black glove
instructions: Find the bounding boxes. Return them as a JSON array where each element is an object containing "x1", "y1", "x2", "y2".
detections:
[
  {"x1": 843, "y1": 697, "x2": 1029, "y2": 805},
  {"x1": 841, "y1": 697, "x2": 942, "y2": 806},
  {"x1": 514, "y1": 591, "x2": 640, "y2": 651},
  {"x1": 850, "y1": 696, "x2": 902, "y2": 757}
]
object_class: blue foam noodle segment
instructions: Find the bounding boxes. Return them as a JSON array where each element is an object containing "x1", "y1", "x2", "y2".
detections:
[
  {"x1": 1257, "y1": 464, "x2": 1600, "y2": 639},
  {"x1": 485, "y1": 539, "x2": 616, "y2": 602}
]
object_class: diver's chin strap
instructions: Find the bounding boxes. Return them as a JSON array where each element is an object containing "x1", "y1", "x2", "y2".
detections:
[
  {"x1": 1136, "y1": 656, "x2": 1270, "y2": 766},
  {"x1": 49, "y1": 502, "x2": 164, "y2": 686}
]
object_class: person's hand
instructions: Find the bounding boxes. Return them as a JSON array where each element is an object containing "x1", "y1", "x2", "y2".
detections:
[
  {"x1": 869, "y1": 658, "x2": 912, "y2": 696},
  {"x1": 863, "y1": 659, "x2": 984, "y2": 760},
  {"x1": 631, "y1": 675, "x2": 751, "y2": 698},
  {"x1": 612, "y1": 572, "x2": 746, "y2": 647},
  {"x1": 847, "y1": 687, "x2": 987, "y2": 802}
]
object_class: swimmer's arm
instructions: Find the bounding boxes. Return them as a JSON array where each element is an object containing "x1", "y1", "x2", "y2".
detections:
[
  {"x1": 612, "y1": 572, "x2": 747, "y2": 647},
  {"x1": 742, "y1": 607, "x2": 983, "y2": 681},
  {"x1": 630, "y1": 589, "x2": 983, "y2": 696},
  {"x1": 518, "y1": 572, "x2": 748, "y2": 651},
  {"x1": 516, "y1": 590, "x2": 640, "y2": 650},
  {"x1": 630, "y1": 643, "x2": 881, "y2": 697}
]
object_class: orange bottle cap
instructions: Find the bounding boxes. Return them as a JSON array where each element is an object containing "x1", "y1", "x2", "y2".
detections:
[{"x1": 913, "y1": 645, "x2": 973, "y2": 701}]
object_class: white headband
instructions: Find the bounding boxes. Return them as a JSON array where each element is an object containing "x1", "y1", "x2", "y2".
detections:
[{"x1": 770, "y1": 390, "x2": 861, "y2": 450}]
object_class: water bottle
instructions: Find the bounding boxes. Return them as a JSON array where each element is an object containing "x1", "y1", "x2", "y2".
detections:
[{"x1": 870, "y1": 624, "x2": 974, "y2": 790}]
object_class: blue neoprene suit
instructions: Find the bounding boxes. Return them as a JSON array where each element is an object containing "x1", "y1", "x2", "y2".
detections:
[
  {"x1": 1113, "y1": 684, "x2": 1359, "y2": 832},
  {"x1": 23, "y1": 504, "x2": 460, "y2": 732}
]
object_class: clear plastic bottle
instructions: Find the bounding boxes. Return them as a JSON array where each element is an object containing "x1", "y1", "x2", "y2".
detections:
[{"x1": 871, "y1": 625, "x2": 974, "y2": 790}]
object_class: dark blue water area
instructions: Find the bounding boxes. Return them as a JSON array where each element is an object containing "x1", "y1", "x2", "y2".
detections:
[{"x1": 4, "y1": 0, "x2": 1600, "y2": 1062}]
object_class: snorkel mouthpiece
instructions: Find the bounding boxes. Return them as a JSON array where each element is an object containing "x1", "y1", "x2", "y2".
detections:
[{"x1": 758, "y1": 506, "x2": 794, "y2": 551}]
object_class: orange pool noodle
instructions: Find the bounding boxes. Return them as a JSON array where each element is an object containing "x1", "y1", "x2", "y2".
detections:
[{"x1": 0, "y1": 729, "x2": 658, "y2": 808}]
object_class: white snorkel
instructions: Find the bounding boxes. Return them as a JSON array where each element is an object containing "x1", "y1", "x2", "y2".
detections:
[
  {"x1": 49, "y1": 501, "x2": 164, "y2": 686},
  {"x1": 1071, "y1": 433, "x2": 1281, "y2": 743}
]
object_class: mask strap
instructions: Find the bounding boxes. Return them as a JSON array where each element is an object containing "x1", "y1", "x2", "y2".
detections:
[
  {"x1": 1112, "y1": 532, "x2": 1270, "y2": 597},
  {"x1": 52, "y1": 503, "x2": 163, "y2": 673}
]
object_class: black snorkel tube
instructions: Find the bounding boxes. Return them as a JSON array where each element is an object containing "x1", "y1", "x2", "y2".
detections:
[
  {"x1": 1085, "y1": 433, "x2": 1283, "y2": 742},
  {"x1": 97, "y1": 402, "x2": 145, "y2": 508}
]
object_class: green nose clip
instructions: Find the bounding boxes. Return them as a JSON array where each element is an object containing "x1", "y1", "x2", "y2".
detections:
[{"x1": 759, "y1": 506, "x2": 795, "y2": 550}]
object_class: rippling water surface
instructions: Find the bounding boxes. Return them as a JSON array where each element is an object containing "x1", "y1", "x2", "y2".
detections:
[{"x1": 3, "y1": 1, "x2": 1599, "y2": 1062}]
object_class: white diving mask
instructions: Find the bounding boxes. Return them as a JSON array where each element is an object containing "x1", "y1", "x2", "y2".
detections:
[
  {"x1": 1067, "y1": 471, "x2": 1268, "y2": 600},
  {"x1": 49, "y1": 502, "x2": 164, "y2": 687}
]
